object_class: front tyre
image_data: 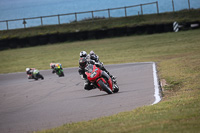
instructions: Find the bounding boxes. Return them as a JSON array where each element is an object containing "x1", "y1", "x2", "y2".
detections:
[
  {"x1": 98, "y1": 80, "x2": 113, "y2": 94},
  {"x1": 113, "y1": 84, "x2": 119, "y2": 93},
  {"x1": 57, "y1": 70, "x2": 64, "y2": 77},
  {"x1": 38, "y1": 74, "x2": 44, "y2": 80},
  {"x1": 59, "y1": 71, "x2": 64, "y2": 77}
]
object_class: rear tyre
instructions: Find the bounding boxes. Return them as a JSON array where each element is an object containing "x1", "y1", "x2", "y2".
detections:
[{"x1": 98, "y1": 80, "x2": 113, "y2": 94}]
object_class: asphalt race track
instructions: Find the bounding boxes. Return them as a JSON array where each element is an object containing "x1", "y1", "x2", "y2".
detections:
[{"x1": 0, "y1": 62, "x2": 161, "y2": 133}]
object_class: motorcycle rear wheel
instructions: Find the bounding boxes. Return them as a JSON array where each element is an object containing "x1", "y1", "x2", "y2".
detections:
[{"x1": 98, "y1": 80, "x2": 113, "y2": 94}]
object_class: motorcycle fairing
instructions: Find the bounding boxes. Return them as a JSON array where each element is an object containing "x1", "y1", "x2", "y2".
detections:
[
  {"x1": 85, "y1": 64, "x2": 114, "y2": 92},
  {"x1": 96, "y1": 71, "x2": 113, "y2": 91},
  {"x1": 102, "y1": 71, "x2": 113, "y2": 91},
  {"x1": 86, "y1": 64, "x2": 102, "y2": 82}
]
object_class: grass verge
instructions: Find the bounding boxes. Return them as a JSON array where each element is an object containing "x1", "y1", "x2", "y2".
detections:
[{"x1": 0, "y1": 29, "x2": 200, "y2": 133}]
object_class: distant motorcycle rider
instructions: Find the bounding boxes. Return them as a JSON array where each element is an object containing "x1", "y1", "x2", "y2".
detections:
[
  {"x1": 26, "y1": 68, "x2": 44, "y2": 80},
  {"x1": 50, "y1": 63, "x2": 63, "y2": 74}
]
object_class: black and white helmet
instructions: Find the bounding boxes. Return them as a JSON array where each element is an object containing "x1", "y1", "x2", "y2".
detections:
[
  {"x1": 80, "y1": 51, "x2": 87, "y2": 58},
  {"x1": 26, "y1": 68, "x2": 30, "y2": 72}
]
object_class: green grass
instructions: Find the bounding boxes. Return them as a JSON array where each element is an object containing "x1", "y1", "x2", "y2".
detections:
[
  {"x1": 1, "y1": 29, "x2": 200, "y2": 133},
  {"x1": 0, "y1": 9, "x2": 200, "y2": 40}
]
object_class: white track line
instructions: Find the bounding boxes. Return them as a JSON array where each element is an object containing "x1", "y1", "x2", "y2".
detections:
[{"x1": 152, "y1": 62, "x2": 161, "y2": 105}]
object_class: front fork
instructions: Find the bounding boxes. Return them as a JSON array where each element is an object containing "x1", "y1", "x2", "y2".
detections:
[{"x1": 101, "y1": 71, "x2": 113, "y2": 91}]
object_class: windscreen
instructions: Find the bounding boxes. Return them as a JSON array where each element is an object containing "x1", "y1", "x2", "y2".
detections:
[{"x1": 85, "y1": 64, "x2": 94, "y2": 73}]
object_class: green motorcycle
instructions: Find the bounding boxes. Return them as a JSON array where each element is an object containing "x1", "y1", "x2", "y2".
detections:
[{"x1": 53, "y1": 68, "x2": 64, "y2": 77}]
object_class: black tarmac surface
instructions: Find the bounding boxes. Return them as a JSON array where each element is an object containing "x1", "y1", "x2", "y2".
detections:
[{"x1": 0, "y1": 62, "x2": 158, "y2": 133}]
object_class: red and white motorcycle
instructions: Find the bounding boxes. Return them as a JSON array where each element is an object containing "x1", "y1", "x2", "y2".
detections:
[{"x1": 85, "y1": 64, "x2": 119, "y2": 94}]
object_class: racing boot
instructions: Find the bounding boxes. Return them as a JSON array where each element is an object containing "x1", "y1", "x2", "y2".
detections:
[{"x1": 107, "y1": 72, "x2": 116, "y2": 83}]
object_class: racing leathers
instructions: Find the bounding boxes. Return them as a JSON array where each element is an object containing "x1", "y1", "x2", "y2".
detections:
[
  {"x1": 78, "y1": 56, "x2": 116, "y2": 91},
  {"x1": 88, "y1": 52, "x2": 116, "y2": 81},
  {"x1": 78, "y1": 63, "x2": 96, "y2": 90}
]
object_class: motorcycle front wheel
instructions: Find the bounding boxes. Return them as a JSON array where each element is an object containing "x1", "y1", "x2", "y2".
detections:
[
  {"x1": 59, "y1": 71, "x2": 64, "y2": 77},
  {"x1": 57, "y1": 70, "x2": 64, "y2": 77},
  {"x1": 38, "y1": 74, "x2": 44, "y2": 80},
  {"x1": 98, "y1": 80, "x2": 113, "y2": 94},
  {"x1": 113, "y1": 84, "x2": 119, "y2": 93}
]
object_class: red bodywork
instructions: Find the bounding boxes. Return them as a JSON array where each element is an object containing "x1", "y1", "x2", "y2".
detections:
[{"x1": 85, "y1": 64, "x2": 113, "y2": 91}]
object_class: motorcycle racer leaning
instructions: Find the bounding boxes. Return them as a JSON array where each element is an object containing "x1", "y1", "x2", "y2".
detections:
[
  {"x1": 79, "y1": 50, "x2": 116, "y2": 80},
  {"x1": 50, "y1": 63, "x2": 63, "y2": 74},
  {"x1": 79, "y1": 51, "x2": 116, "y2": 90},
  {"x1": 26, "y1": 68, "x2": 44, "y2": 80}
]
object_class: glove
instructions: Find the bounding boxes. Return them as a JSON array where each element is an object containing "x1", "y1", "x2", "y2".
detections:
[
  {"x1": 89, "y1": 60, "x2": 95, "y2": 65},
  {"x1": 95, "y1": 62, "x2": 102, "y2": 68}
]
